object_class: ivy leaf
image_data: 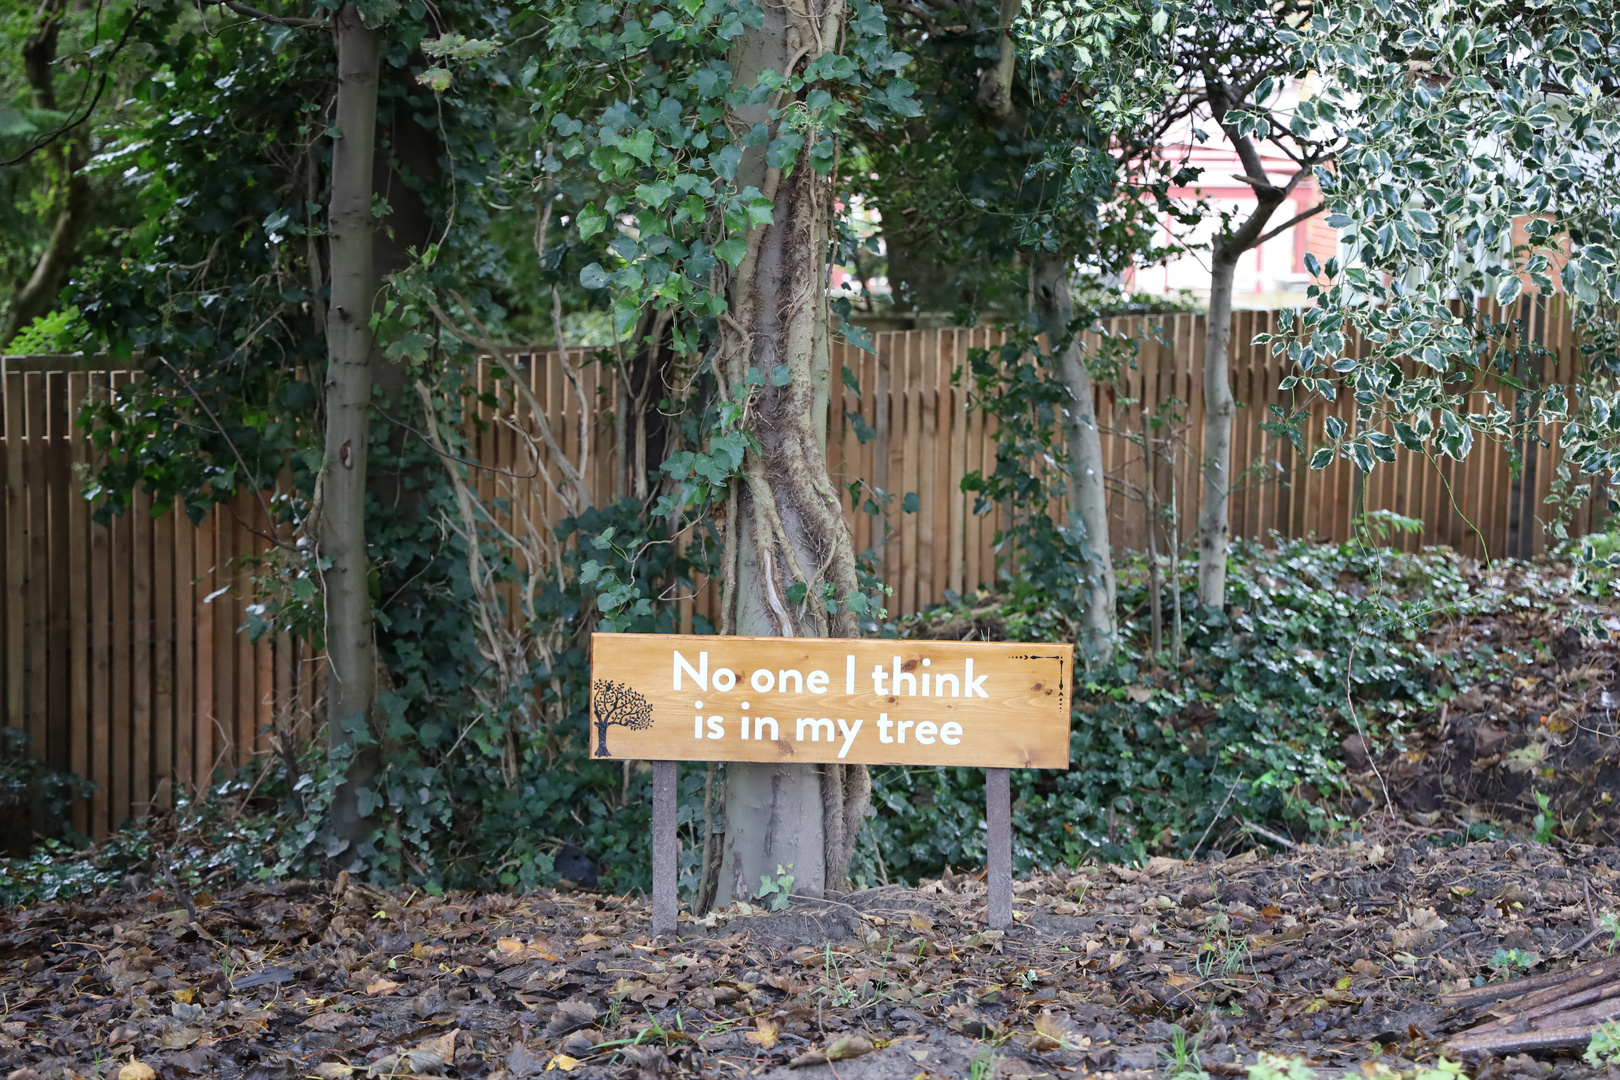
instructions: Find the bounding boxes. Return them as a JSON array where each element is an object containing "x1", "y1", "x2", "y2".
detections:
[
  {"x1": 634, "y1": 180, "x2": 673, "y2": 208},
  {"x1": 771, "y1": 364, "x2": 791, "y2": 386},
  {"x1": 623, "y1": 129, "x2": 656, "y2": 164},
  {"x1": 714, "y1": 238, "x2": 748, "y2": 267},
  {"x1": 902, "y1": 492, "x2": 919, "y2": 513},
  {"x1": 577, "y1": 204, "x2": 607, "y2": 241},
  {"x1": 353, "y1": 0, "x2": 398, "y2": 26}
]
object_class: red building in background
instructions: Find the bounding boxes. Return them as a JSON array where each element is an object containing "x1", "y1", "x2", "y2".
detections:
[{"x1": 1125, "y1": 135, "x2": 1340, "y2": 309}]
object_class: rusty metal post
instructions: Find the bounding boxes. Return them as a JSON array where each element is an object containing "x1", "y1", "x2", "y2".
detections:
[
  {"x1": 986, "y1": 766, "x2": 1011, "y2": 929},
  {"x1": 652, "y1": 760, "x2": 678, "y2": 936}
]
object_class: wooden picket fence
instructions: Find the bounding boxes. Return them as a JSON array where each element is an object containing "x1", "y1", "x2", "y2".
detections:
[{"x1": 0, "y1": 295, "x2": 1595, "y2": 836}]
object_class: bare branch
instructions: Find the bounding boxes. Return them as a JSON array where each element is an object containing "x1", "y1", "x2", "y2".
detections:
[
  {"x1": 213, "y1": 0, "x2": 324, "y2": 28},
  {"x1": 1251, "y1": 200, "x2": 1326, "y2": 249}
]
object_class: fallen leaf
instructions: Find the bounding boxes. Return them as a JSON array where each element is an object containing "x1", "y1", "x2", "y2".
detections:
[
  {"x1": 314, "y1": 1065, "x2": 355, "y2": 1080},
  {"x1": 301, "y1": 1011, "x2": 357, "y2": 1032},
  {"x1": 418, "y1": 1028, "x2": 459, "y2": 1064},
  {"x1": 745, "y1": 1018, "x2": 779, "y2": 1050},
  {"x1": 369, "y1": 1048, "x2": 447, "y2": 1076},
  {"x1": 118, "y1": 1064, "x2": 157, "y2": 1080},
  {"x1": 909, "y1": 913, "x2": 935, "y2": 933},
  {"x1": 546, "y1": 1054, "x2": 581, "y2": 1072},
  {"x1": 1408, "y1": 907, "x2": 1447, "y2": 933},
  {"x1": 506, "y1": 1043, "x2": 546, "y2": 1077},
  {"x1": 788, "y1": 1034, "x2": 874, "y2": 1068},
  {"x1": 365, "y1": 978, "x2": 401, "y2": 996},
  {"x1": 1029, "y1": 1009, "x2": 1088, "y2": 1052},
  {"x1": 828, "y1": 1034, "x2": 875, "y2": 1061},
  {"x1": 155, "y1": 1025, "x2": 206, "y2": 1050},
  {"x1": 577, "y1": 932, "x2": 608, "y2": 946},
  {"x1": 545, "y1": 999, "x2": 599, "y2": 1036}
]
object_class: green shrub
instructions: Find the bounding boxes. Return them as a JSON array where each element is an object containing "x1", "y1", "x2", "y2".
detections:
[{"x1": 852, "y1": 538, "x2": 1529, "y2": 884}]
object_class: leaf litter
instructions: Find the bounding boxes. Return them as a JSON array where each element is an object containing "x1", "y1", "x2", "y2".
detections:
[{"x1": 4, "y1": 833, "x2": 1620, "y2": 1080}]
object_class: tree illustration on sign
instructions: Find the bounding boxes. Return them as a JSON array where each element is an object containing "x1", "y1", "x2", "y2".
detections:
[{"x1": 592, "y1": 680, "x2": 653, "y2": 757}]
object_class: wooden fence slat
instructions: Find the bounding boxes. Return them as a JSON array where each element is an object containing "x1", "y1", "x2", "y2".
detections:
[
  {"x1": 153, "y1": 500, "x2": 175, "y2": 810},
  {"x1": 67, "y1": 373, "x2": 90, "y2": 834},
  {"x1": 3, "y1": 372, "x2": 24, "y2": 741},
  {"x1": 88, "y1": 373, "x2": 111, "y2": 838},
  {"x1": 47, "y1": 373, "x2": 70, "y2": 769},
  {"x1": 132, "y1": 484, "x2": 153, "y2": 814},
  {"x1": 175, "y1": 494, "x2": 195, "y2": 798},
  {"x1": 26, "y1": 373, "x2": 48, "y2": 757},
  {"x1": 110, "y1": 374, "x2": 132, "y2": 829}
]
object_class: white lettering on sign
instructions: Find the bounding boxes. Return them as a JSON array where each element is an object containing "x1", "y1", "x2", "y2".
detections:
[{"x1": 593, "y1": 634, "x2": 1072, "y2": 768}]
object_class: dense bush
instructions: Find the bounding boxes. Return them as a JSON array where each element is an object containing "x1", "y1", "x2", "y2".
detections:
[
  {"x1": 851, "y1": 538, "x2": 1534, "y2": 885},
  {"x1": 0, "y1": 534, "x2": 1558, "y2": 904}
]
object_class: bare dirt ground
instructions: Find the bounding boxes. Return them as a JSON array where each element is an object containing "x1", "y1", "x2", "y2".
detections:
[{"x1": 5, "y1": 827, "x2": 1620, "y2": 1080}]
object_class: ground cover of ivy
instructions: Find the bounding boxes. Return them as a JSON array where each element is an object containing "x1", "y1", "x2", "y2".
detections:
[
  {"x1": 858, "y1": 537, "x2": 1576, "y2": 887},
  {"x1": 0, "y1": 538, "x2": 1590, "y2": 908}
]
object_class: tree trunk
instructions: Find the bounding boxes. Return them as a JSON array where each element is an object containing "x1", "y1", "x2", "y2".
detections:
[
  {"x1": 1031, "y1": 252, "x2": 1115, "y2": 661},
  {"x1": 2, "y1": 164, "x2": 88, "y2": 345},
  {"x1": 714, "y1": 0, "x2": 869, "y2": 904},
  {"x1": 320, "y1": 4, "x2": 383, "y2": 854},
  {"x1": 2, "y1": 0, "x2": 89, "y2": 346},
  {"x1": 1196, "y1": 248, "x2": 1238, "y2": 609},
  {"x1": 976, "y1": 0, "x2": 1022, "y2": 125}
]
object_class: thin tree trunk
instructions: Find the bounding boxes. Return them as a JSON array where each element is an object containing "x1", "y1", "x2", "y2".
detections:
[
  {"x1": 1145, "y1": 424, "x2": 1162, "y2": 660},
  {"x1": 715, "y1": 0, "x2": 868, "y2": 904},
  {"x1": 1170, "y1": 448, "x2": 1183, "y2": 666},
  {"x1": 1031, "y1": 252, "x2": 1115, "y2": 661},
  {"x1": 320, "y1": 4, "x2": 383, "y2": 853},
  {"x1": 1197, "y1": 248, "x2": 1238, "y2": 609},
  {"x1": 2, "y1": 0, "x2": 89, "y2": 346}
]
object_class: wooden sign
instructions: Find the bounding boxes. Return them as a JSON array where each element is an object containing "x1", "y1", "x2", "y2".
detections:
[{"x1": 589, "y1": 634, "x2": 1072, "y2": 769}]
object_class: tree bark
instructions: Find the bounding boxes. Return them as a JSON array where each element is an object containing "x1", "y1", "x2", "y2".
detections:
[
  {"x1": 1193, "y1": 78, "x2": 1296, "y2": 610},
  {"x1": 320, "y1": 4, "x2": 383, "y2": 854},
  {"x1": 1196, "y1": 247, "x2": 1238, "y2": 609},
  {"x1": 2, "y1": 0, "x2": 90, "y2": 346},
  {"x1": 715, "y1": 0, "x2": 869, "y2": 904},
  {"x1": 976, "y1": 0, "x2": 1022, "y2": 126},
  {"x1": 1031, "y1": 252, "x2": 1115, "y2": 660}
]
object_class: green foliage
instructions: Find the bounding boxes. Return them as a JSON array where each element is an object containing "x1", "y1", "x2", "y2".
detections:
[
  {"x1": 1531, "y1": 789, "x2": 1556, "y2": 845},
  {"x1": 0, "y1": 728, "x2": 92, "y2": 853},
  {"x1": 1598, "y1": 911, "x2": 1620, "y2": 954},
  {"x1": 956, "y1": 321, "x2": 1139, "y2": 661},
  {"x1": 1161, "y1": 1026, "x2": 1207, "y2": 1080},
  {"x1": 1587, "y1": 1020, "x2": 1620, "y2": 1067},
  {"x1": 1270, "y1": 1, "x2": 1620, "y2": 528},
  {"x1": 0, "y1": 837, "x2": 137, "y2": 906},
  {"x1": 1488, "y1": 947, "x2": 1537, "y2": 983},
  {"x1": 5, "y1": 306, "x2": 84, "y2": 354},
  {"x1": 854, "y1": 539, "x2": 1534, "y2": 885},
  {"x1": 757, "y1": 864, "x2": 795, "y2": 912}
]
